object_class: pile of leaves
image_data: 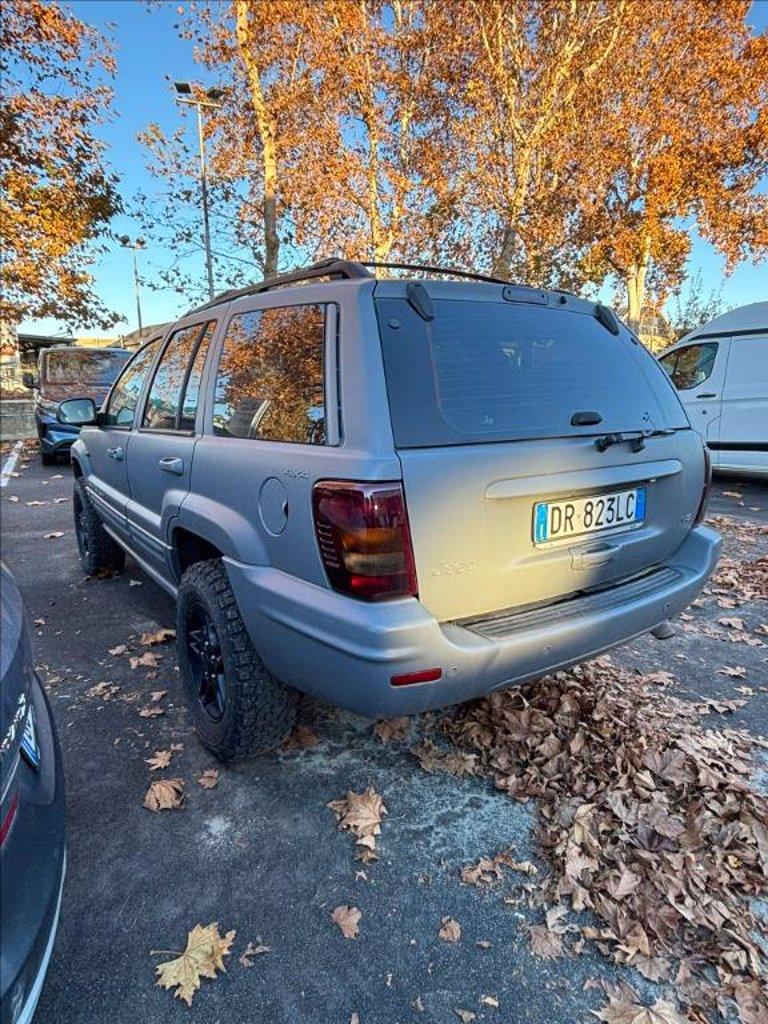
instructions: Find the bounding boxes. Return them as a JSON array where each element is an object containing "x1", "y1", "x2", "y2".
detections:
[
  {"x1": 707, "y1": 556, "x2": 768, "y2": 608},
  {"x1": 441, "y1": 658, "x2": 767, "y2": 1023}
]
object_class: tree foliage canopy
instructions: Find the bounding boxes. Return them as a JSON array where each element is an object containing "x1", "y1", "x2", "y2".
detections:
[{"x1": 0, "y1": 0, "x2": 121, "y2": 328}]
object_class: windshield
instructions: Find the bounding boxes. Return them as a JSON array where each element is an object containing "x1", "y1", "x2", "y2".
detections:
[
  {"x1": 375, "y1": 297, "x2": 688, "y2": 447},
  {"x1": 43, "y1": 349, "x2": 131, "y2": 386}
]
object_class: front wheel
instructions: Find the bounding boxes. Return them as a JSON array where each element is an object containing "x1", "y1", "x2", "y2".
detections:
[
  {"x1": 40, "y1": 446, "x2": 56, "y2": 466},
  {"x1": 176, "y1": 559, "x2": 297, "y2": 761},
  {"x1": 73, "y1": 477, "x2": 125, "y2": 575}
]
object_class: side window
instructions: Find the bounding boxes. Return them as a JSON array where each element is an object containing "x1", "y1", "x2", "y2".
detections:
[
  {"x1": 665, "y1": 343, "x2": 718, "y2": 391},
  {"x1": 179, "y1": 322, "x2": 216, "y2": 431},
  {"x1": 212, "y1": 304, "x2": 326, "y2": 444},
  {"x1": 143, "y1": 321, "x2": 215, "y2": 431},
  {"x1": 103, "y1": 339, "x2": 161, "y2": 427}
]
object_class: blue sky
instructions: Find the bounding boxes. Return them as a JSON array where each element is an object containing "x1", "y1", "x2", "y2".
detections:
[{"x1": 23, "y1": 0, "x2": 768, "y2": 339}]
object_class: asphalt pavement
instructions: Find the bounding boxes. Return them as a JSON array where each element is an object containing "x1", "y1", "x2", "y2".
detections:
[{"x1": 1, "y1": 442, "x2": 765, "y2": 1024}]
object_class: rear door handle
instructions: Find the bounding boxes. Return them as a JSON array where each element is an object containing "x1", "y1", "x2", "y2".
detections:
[
  {"x1": 107, "y1": 446, "x2": 124, "y2": 461},
  {"x1": 696, "y1": 392, "x2": 717, "y2": 398},
  {"x1": 158, "y1": 456, "x2": 184, "y2": 475}
]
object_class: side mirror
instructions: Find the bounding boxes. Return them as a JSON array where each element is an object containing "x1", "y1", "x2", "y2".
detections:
[
  {"x1": 57, "y1": 398, "x2": 98, "y2": 426},
  {"x1": 22, "y1": 372, "x2": 39, "y2": 389}
]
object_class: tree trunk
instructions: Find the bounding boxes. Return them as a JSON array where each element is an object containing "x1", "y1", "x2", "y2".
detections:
[
  {"x1": 234, "y1": 0, "x2": 280, "y2": 278},
  {"x1": 625, "y1": 265, "x2": 648, "y2": 335}
]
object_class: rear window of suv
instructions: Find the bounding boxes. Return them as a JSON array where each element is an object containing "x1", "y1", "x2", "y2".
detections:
[{"x1": 375, "y1": 296, "x2": 687, "y2": 447}]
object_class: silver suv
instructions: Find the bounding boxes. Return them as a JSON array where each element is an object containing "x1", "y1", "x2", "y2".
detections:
[{"x1": 62, "y1": 259, "x2": 720, "y2": 761}]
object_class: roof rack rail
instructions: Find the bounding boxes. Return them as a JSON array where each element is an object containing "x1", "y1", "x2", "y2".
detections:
[
  {"x1": 362, "y1": 261, "x2": 510, "y2": 285},
  {"x1": 186, "y1": 257, "x2": 373, "y2": 316}
]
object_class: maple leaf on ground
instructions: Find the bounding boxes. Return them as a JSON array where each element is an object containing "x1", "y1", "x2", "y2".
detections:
[
  {"x1": 141, "y1": 628, "x2": 176, "y2": 646},
  {"x1": 719, "y1": 617, "x2": 746, "y2": 631},
  {"x1": 150, "y1": 689, "x2": 168, "y2": 702},
  {"x1": 438, "y1": 917, "x2": 461, "y2": 942},
  {"x1": 44, "y1": 531, "x2": 63, "y2": 540},
  {"x1": 130, "y1": 651, "x2": 160, "y2": 670},
  {"x1": 283, "y1": 724, "x2": 320, "y2": 750},
  {"x1": 372, "y1": 716, "x2": 411, "y2": 744},
  {"x1": 453, "y1": 1009, "x2": 476, "y2": 1023},
  {"x1": 327, "y1": 787, "x2": 387, "y2": 862},
  {"x1": 717, "y1": 665, "x2": 747, "y2": 678},
  {"x1": 153, "y1": 922, "x2": 235, "y2": 1007},
  {"x1": 197, "y1": 769, "x2": 220, "y2": 789},
  {"x1": 593, "y1": 998, "x2": 691, "y2": 1024},
  {"x1": 529, "y1": 923, "x2": 564, "y2": 959},
  {"x1": 145, "y1": 750, "x2": 172, "y2": 771},
  {"x1": 331, "y1": 905, "x2": 361, "y2": 939},
  {"x1": 144, "y1": 779, "x2": 184, "y2": 811},
  {"x1": 108, "y1": 644, "x2": 127, "y2": 656},
  {"x1": 86, "y1": 681, "x2": 120, "y2": 701},
  {"x1": 139, "y1": 706, "x2": 164, "y2": 718}
]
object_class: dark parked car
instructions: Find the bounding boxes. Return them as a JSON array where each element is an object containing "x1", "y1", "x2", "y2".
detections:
[
  {"x1": 24, "y1": 346, "x2": 131, "y2": 465},
  {"x1": 0, "y1": 565, "x2": 66, "y2": 1024}
]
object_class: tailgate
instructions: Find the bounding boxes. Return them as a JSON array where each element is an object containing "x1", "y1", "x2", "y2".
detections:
[{"x1": 399, "y1": 430, "x2": 705, "y2": 621}]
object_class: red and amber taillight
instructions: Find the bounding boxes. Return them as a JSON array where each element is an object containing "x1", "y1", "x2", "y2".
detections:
[{"x1": 313, "y1": 481, "x2": 418, "y2": 601}]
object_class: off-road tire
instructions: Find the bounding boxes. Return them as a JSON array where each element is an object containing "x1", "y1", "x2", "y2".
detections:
[
  {"x1": 176, "y1": 559, "x2": 298, "y2": 761},
  {"x1": 73, "y1": 476, "x2": 126, "y2": 575}
]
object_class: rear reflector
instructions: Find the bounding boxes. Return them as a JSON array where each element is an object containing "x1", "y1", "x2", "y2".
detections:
[
  {"x1": 313, "y1": 480, "x2": 418, "y2": 601},
  {"x1": 694, "y1": 443, "x2": 713, "y2": 526},
  {"x1": 391, "y1": 668, "x2": 443, "y2": 687}
]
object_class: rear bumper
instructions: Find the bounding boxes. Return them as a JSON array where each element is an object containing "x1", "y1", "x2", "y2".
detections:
[{"x1": 225, "y1": 525, "x2": 721, "y2": 717}]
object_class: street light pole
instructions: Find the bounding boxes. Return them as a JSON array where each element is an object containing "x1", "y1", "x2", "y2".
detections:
[
  {"x1": 194, "y1": 102, "x2": 215, "y2": 302},
  {"x1": 173, "y1": 82, "x2": 223, "y2": 302},
  {"x1": 119, "y1": 235, "x2": 146, "y2": 339}
]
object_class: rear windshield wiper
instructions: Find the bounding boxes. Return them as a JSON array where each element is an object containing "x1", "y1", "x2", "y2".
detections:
[{"x1": 595, "y1": 429, "x2": 674, "y2": 453}]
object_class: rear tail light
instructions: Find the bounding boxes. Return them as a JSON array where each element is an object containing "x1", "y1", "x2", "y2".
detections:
[
  {"x1": 694, "y1": 444, "x2": 713, "y2": 526},
  {"x1": 0, "y1": 791, "x2": 19, "y2": 849},
  {"x1": 313, "y1": 481, "x2": 418, "y2": 601}
]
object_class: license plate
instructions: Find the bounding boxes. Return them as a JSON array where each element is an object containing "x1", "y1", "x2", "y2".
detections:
[{"x1": 533, "y1": 487, "x2": 646, "y2": 545}]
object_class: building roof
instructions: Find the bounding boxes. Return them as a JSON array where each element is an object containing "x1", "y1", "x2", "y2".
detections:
[{"x1": 684, "y1": 301, "x2": 768, "y2": 341}]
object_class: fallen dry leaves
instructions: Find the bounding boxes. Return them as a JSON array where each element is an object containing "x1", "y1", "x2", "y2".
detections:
[
  {"x1": 197, "y1": 769, "x2": 219, "y2": 790},
  {"x1": 594, "y1": 997, "x2": 690, "y2": 1024},
  {"x1": 130, "y1": 651, "x2": 161, "y2": 670},
  {"x1": 144, "y1": 778, "x2": 184, "y2": 811},
  {"x1": 153, "y1": 922, "x2": 235, "y2": 1007},
  {"x1": 461, "y1": 850, "x2": 537, "y2": 886},
  {"x1": 331, "y1": 904, "x2": 361, "y2": 939},
  {"x1": 238, "y1": 941, "x2": 270, "y2": 967},
  {"x1": 327, "y1": 787, "x2": 387, "y2": 863},
  {"x1": 438, "y1": 916, "x2": 461, "y2": 942},
  {"x1": 439, "y1": 656, "x2": 768, "y2": 1021},
  {"x1": 373, "y1": 716, "x2": 411, "y2": 744},
  {"x1": 283, "y1": 724, "x2": 320, "y2": 750},
  {"x1": 145, "y1": 750, "x2": 172, "y2": 771},
  {"x1": 141, "y1": 628, "x2": 176, "y2": 646}
]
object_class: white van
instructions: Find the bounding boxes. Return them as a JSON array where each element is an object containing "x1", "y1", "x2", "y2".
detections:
[{"x1": 659, "y1": 301, "x2": 768, "y2": 478}]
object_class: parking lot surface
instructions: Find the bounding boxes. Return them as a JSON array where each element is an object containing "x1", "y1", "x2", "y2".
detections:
[{"x1": 1, "y1": 444, "x2": 766, "y2": 1024}]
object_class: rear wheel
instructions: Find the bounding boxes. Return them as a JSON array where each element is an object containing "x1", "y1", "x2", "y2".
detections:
[
  {"x1": 177, "y1": 559, "x2": 297, "y2": 761},
  {"x1": 73, "y1": 477, "x2": 125, "y2": 575}
]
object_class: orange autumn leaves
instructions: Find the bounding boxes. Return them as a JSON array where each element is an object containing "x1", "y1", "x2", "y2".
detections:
[{"x1": 144, "y1": 0, "x2": 766, "y2": 321}]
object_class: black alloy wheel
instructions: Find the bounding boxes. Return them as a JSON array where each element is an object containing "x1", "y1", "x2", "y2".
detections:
[{"x1": 186, "y1": 601, "x2": 227, "y2": 721}]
